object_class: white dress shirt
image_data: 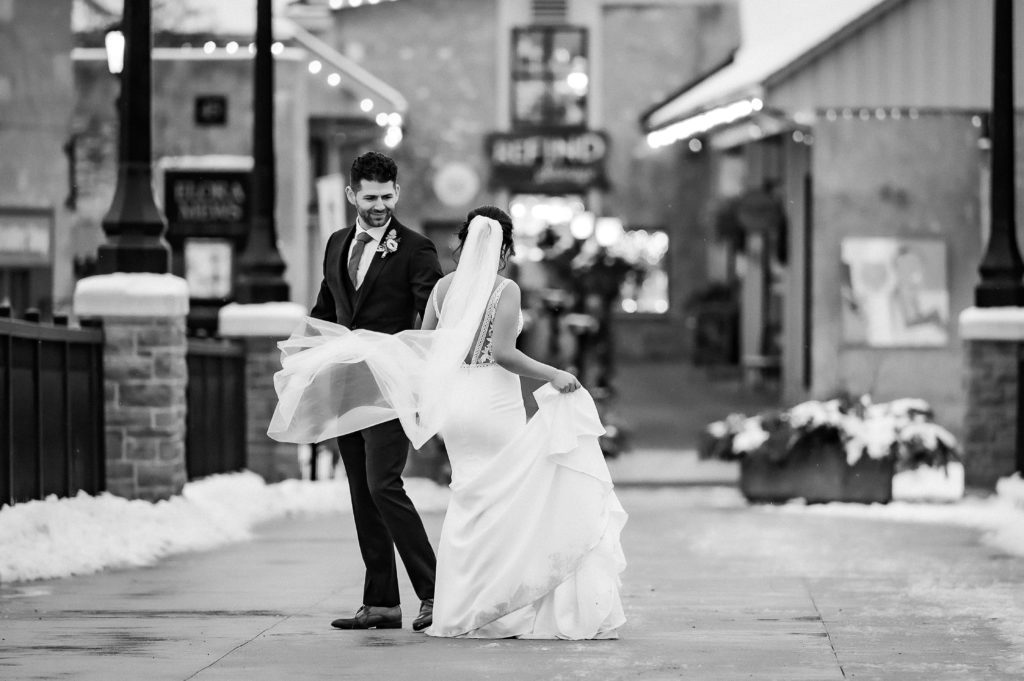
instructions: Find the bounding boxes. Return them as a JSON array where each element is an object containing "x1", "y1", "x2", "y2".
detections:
[{"x1": 348, "y1": 219, "x2": 389, "y2": 288}]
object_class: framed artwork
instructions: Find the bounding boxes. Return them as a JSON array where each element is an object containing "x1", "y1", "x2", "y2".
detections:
[
  {"x1": 839, "y1": 237, "x2": 949, "y2": 347},
  {"x1": 184, "y1": 238, "x2": 233, "y2": 300}
]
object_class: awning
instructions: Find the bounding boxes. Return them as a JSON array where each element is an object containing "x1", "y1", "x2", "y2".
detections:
[{"x1": 642, "y1": 0, "x2": 892, "y2": 147}]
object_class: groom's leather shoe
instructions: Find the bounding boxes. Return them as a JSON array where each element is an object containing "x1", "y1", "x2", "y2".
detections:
[
  {"x1": 412, "y1": 599, "x2": 433, "y2": 631},
  {"x1": 331, "y1": 605, "x2": 402, "y2": 630}
]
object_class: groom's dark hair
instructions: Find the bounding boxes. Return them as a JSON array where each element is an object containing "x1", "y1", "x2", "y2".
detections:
[{"x1": 350, "y1": 151, "x2": 397, "y2": 189}]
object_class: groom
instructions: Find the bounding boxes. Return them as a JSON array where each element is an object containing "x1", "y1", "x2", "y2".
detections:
[{"x1": 311, "y1": 151, "x2": 443, "y2": 631}]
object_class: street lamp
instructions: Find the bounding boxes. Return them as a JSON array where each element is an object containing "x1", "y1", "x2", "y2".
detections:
[
  {"x1": 97, "y1": 3, "x2": 170, "y2": 274},
  {"x1": 104, "y1": 29, "x2": 124, "y2": 75},
  {"x1": 235, "y1": 0, "x2": 289, "y2": 303},
  {"x1": 975, "y1": 0, "x2": 1023, "y2": 306}
]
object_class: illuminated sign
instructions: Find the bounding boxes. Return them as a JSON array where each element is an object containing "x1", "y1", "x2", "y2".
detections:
[{"x1": 486, "y1": 129, "x2": 609, "y2": 193}]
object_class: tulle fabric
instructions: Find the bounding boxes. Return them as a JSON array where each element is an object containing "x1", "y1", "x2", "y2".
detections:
[
  {"x1": 426, "y1": 378, "x2": 627, "y2": 639},
  {"x1": 267, "y1": 216, "x2": 503, "y2": 449}
]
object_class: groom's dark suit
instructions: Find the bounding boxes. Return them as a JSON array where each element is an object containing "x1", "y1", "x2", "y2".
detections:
[{"x1": 311, "y1": 217, "x2": 443, "y2": 609}]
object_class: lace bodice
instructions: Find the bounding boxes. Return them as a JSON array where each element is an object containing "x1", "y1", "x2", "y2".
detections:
[{"x1": 433, "y1": 278, "x2": 524, "y2": 367}]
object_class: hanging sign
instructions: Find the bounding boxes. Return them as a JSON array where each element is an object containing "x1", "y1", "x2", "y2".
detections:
[
  {"x1": 164, "y1": 170, "x2": 250, "y2": 239},
  {"x1": 0, "y1": 207, "x2": 52, "y2": 267},
  {"x1": 486, "y1": 129, "x2": 609, "y2": 193}
]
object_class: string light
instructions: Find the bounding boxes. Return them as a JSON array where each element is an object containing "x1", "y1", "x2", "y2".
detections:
[
  {"x1": 203, "y1": 41, "x2": 216, "y2": 54},
  {"x1": 646, "y1": 98, "x2": 763, "y2": 149},
  {"x1": 375, "y1": 112, "x2": 389, "y2": 126},
  {"x1": 384, "y1": 125, "x2": 403, "y2": 148},
  {"x1": 271, "y1": 42, "x2": 284, "y2": 55},
  {"x1": 327, "y1": 73, "x2": 341, "y2": 87},
  {"x1": 360, "y1": 98, "x2": 374, "y2": 112},
  {"x1": 225, "y1": 41, "x2": 239, "y2": 54},
  {"x1": 308, "y1": 60, "x2": 323, "y2": 74}
]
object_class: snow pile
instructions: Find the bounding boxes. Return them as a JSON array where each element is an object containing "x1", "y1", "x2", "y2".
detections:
[
  {"x1": 892, "y1": 462, "x2": 965, "y2": 502},
  {"x1": 996, "y1": 473, "x2": 1024, "y2": 511},
  {"x1": 0, "y1": 471, "x2": 450, "y2": 583},
  {"x1": 771, "y1": 472, "x2": 1024, "y2": 559}
]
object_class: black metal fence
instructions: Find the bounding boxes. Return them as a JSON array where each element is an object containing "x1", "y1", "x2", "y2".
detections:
[
  {"x1": 186, "y1": 337, "x2": 246, "y2": 480},
  {"x1": 0, "y1": 309, "x2": 105, "y2": 506}
]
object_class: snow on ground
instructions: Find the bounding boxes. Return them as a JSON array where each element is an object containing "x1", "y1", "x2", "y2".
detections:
[
  {"x1": 2, "y1": 467, "x2": 1023, "y2": 585},
  {"x1": 0, "y1": 471, "x2": 450, "y2": 583},
  {"x1": 768, "y1": 472, "x2": 1024, "y2": 559}
]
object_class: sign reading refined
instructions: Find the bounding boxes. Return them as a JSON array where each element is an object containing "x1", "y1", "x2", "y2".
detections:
[
  {"x1": 0, "y1": 207, "x2": 52, "y2": 267},
  {"x1": 486, "y1": 130, "x2": 609, "y2": 192},
  {"x1": 164, "y1": 170, "x2": 250, "y2": 236}
]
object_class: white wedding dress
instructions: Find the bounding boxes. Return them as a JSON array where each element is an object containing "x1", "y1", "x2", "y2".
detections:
[
  {"x1": 268, "y1": 216, "x2": 626, "y2": 640},
  {"x1": 425, "y1": 279, "x2": 627, "y2": 639}
]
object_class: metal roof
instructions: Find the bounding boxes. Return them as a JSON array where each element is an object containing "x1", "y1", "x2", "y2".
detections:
[
  {"x1": 642, "y1": 0, "x2": 1024, "y2": 136},
  {"x1": 642, "y1": 0, "x2": 892, "y2": 131}
]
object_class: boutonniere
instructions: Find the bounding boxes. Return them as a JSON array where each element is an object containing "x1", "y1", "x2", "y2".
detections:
[{"x1": 377, "y1": 229, "x2": 400, "y2": 259}]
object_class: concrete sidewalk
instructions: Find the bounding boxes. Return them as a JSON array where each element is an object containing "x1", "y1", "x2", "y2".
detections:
[{"x1": 3, "y1": 486, "x2": 1023, "y2": 680}]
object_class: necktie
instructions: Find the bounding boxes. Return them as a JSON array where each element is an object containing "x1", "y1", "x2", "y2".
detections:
[{"x1": 348, "y1": 232, "x2": 374, "y2": 288}]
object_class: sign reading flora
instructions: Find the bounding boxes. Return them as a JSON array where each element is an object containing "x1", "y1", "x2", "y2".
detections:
[
  {"x1": 164, "y1": 170, "x2": 250, "y2": 235},
  {"x1": 486, "y1": 130, "x2": 609, "y2": 193}
]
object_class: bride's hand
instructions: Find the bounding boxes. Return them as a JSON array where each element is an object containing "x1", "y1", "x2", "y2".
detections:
[{"x1": 551, "y1": 370, "x2": 582, "y2": 393}]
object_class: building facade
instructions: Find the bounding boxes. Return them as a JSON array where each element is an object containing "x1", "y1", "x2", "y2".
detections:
[
  {"x1": 0, "y1": 0, "x2": 76, "y2": 317},
  {"x1": 642, "y1": 0, "x2": 1024, "y2": 438}
]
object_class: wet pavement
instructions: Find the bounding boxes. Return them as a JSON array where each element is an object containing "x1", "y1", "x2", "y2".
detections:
[
  {"x1": 2, "y1": 486, "x2": 1022, "y2": 680},
  {"x1": 2, "y1": 361, "x2": 1021, "y2": 679}
]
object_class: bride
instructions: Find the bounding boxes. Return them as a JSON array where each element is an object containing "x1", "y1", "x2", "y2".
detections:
[{"x1": 269, "y1": 205, "x2": 627, "y2": 640}]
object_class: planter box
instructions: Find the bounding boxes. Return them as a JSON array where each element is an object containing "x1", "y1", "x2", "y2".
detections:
[{"x1": 740, "y1": 439, "x2": 894, "y2": 504}]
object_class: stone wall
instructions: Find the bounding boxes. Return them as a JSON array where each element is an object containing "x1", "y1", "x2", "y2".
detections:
[
  {"x1": 962, "y1": 339, "x2": 1019, "y2": 488},
  {"x1": 102, "y1": 315, "x2": 188, "y2": 501},
  {"x1": 242, "y1": 336, "x2": 301, "y2": 482}
]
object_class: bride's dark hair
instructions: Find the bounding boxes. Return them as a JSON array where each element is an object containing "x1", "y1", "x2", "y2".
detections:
[{"x1": 454, "y1": 205, "x2": 516, "y2": 270}]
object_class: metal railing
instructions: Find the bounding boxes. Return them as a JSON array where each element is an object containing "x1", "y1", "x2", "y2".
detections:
[
  {"x1": 0, "y1": 308, "x2": 105, "y2": 506},
  {"x1": 186, "y1": 337, "x2": 246, "y2": 480}
]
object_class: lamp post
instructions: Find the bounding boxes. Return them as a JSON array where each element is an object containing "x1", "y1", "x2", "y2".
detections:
[
  {"x1": 975, "y1": 0, "x2": 1022, "y2": 307},
  {"x1": 235, "y1": 0, "x2": 289, "y2": 303},
  {"x1": 98, "y1": 2, "x2": 170, "y2": 274}
]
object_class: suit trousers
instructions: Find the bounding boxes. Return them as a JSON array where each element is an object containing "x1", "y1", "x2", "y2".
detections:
[{"x1": 337, "y1": 419, "x2": 436, "y2": 607}]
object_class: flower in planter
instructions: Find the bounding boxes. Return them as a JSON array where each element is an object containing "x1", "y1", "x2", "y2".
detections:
[
  {"x1": 895, "y1": 421, "x2": 960, "y2": 470},
  {"x1": 700, "y1": 394, "x2": 961, "y2": 470}
]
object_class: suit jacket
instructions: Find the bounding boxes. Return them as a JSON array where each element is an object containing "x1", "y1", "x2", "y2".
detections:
[{"x1": 310, "y1": 217, "x2": 443, "y2": 334}]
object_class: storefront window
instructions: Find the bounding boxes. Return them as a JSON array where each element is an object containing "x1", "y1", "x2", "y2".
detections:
[
  {"x1": 617, "y1": 229, "x2": 670, "y2": 314},
  {"x1": 511, "y1": 26, "x2": 588, "y2": 129}
]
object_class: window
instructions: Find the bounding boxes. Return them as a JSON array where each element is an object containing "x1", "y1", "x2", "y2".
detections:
[
  {"x1": 617, "y1": 229, "x2": 670, "y2": 314},
  {"x1": 511, "y1": 26, "x2": 588, "y2": 129}
]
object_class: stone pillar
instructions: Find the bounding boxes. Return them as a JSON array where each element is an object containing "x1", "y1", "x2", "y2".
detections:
[
  {"x1": 219, "y1": 302, "x2": 305, "y2": 482},
  {"x1": 73, "y1": 274, "x2": 189, "y2": 501},
  {"x1": 959, "y1": 307, "x2": 1024, "y2": 489}
]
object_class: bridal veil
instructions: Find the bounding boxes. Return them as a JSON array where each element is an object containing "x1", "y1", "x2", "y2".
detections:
[{"x1": 268, "y1": 215, "x2": 504, "y2": 448}]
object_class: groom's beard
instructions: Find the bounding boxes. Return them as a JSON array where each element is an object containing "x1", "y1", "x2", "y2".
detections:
[{"x1": 357, "y1": 206, "x2": 393, "y2": 228}]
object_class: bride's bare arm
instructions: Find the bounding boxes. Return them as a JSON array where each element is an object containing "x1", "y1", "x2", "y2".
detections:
[
  {"x1": 420, "y1": 275, "x2": 453, "y2": 331},
  {"x1": 491, "y1": 281, "x2": 581, "y2": 392}
]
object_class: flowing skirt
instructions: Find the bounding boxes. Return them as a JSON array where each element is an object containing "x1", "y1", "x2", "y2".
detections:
[{"x1": 425, "y1": 365, "x2": 627, "y2": 639}]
